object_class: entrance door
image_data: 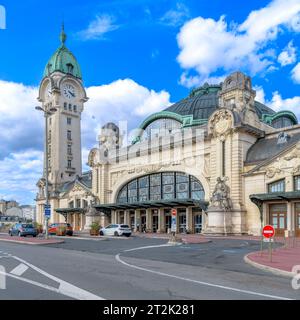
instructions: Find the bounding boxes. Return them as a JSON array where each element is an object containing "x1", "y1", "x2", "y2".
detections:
[
  {"x1": 269, "y1": 204, "x2": 287, "y2": 237},
  {"x1": 140, "y1": 210, "x2": 146, "y2": 232},
  {"x1": 194, "y1": 213, "x2": 202, "y2": 234},
  {"x1": 165, "y1": 209, "x2": 171, "y2": 233},
  {"x1": 130, "y1": 211, "x2": 135, "y2": 231},
  {"x1": 152, "y1": 210, "x2": 158, "y2": 233},
  {"x1": 119, "y1": 211, "x2": 125, "y2": 224},
  {"x1": 178, "y1": 208, "x2": 186, "y2": 233},
  {"x1": 295, "y1": 203, "x2": 300, "y2": 237}
]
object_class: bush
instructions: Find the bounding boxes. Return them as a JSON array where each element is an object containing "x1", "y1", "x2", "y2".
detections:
[{"x1": 90, "y1": 222, "x2": 100, "y2": 236}]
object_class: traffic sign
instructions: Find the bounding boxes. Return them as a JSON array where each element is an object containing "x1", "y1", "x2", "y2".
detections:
[
  {"x1": 171, "y1": 209, "x2": 177, "y2": 232},
  {"x1": 262, "y1": 225, "x2": 275, "y2": 238},
  {"x1": 44, "y1": 204, "x2": 51, "y2": 218}
]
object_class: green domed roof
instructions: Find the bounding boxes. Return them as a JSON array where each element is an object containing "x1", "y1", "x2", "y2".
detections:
[
  {"x1": 43, "y1": 26, "x2": 82, "y2": 79},
  {"x1": 164, "y1": 83, "x2": 276, "y2": 122}
]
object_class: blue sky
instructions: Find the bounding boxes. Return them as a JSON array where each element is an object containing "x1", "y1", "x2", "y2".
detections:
[{"x1": 1, "y1": 0, "x2": 300, "y2": 205}]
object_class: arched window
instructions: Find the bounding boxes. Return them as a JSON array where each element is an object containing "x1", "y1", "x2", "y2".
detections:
[
  {"x1": 141, "y1": 118, "x2": 181, "y2": 141},
  {"x1": 271, "y1": 117, "x2": 293, "y2": 129},
  {"x1": 117, "y1": 172, "x2": 204, "y2": 203}
]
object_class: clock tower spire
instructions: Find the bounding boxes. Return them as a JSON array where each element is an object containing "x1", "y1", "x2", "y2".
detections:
[{"x1": 37, "y1": 26, "x2": 88, "y2": 187}]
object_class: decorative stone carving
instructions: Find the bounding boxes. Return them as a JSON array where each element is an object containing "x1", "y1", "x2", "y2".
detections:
[
  {"x1": 284, "y1": 142, "x2": 300, "y2": 161},
  {"x1": 209, "y1": 109, "x2": 233, "y2": 140},
  {"x1": 88, "y1": 148, "x2": 99, "y2": 167},
  {"x1": 266, "y1": 167, "x2": 282, "y2": 178},
  {"x1": 210, "y1": 177, "x2": 232, "y2": 211}
]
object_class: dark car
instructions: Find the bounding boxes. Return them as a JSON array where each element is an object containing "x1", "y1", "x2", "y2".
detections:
[{"x1": 9, "y1": 223, "x2": 38, "y2": 237}]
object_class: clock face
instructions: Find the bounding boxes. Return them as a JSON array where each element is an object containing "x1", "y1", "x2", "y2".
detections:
[{"x1": 63, "y1": 83, "x2": 76, "y2": 99}]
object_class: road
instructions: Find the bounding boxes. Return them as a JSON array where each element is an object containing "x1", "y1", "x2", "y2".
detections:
[{"x1": 0, "y1": 236, "x2": 299, "y2": 300}]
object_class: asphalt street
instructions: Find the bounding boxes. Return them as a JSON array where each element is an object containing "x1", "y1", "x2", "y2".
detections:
[{"x1": 0, "y1": 237, "x2": 299, "y2": 300}]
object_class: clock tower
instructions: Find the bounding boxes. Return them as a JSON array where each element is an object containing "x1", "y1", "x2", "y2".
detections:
[{"x1": 38, "y1": 25, "x2": 88, "y2": 187}]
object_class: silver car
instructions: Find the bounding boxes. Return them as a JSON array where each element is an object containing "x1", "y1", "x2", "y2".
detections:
[{"x1": 100, "y1": 224, "x2": 132, "y2": 237}]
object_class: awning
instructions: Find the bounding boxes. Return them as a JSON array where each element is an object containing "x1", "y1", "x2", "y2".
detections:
[
  {"x1": 93, "y1": 199, "x2": 209, "y2": 212},
  {"x1": 55, "y1": 208, "x2": 85, "y2": 214},
  {"x1": 250, "y1": 191, "x2": 300, "y2": 203}
]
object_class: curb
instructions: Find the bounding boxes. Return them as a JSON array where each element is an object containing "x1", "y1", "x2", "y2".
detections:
[
  {"x1": 0, "y1": 237, "x2": 64, "y2": 246},
  {"x1": 244, "y1": 253, "x2": 296, "y2": 278}
]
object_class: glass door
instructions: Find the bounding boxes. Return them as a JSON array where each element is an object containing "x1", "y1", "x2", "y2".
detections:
[
  {"x1": 194, "y1": 213, "x2": 202, "y2": 234},
  {"x1": 269, "y1": 204, "x2": 287, "y2": 237},
  {"x1": 152, "y1": 209, "x2": 158, "y2": 233},
  {"x1": 165, "y1": 209, "x2": 171, "y2": 233},
  {"x1": 178, "y1": 208, "x2": 186, "y2": 233}
]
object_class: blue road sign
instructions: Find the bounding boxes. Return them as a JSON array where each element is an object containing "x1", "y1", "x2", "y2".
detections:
[{"x1": 44, "y1": 204, "x2": 51, "y2": 218}]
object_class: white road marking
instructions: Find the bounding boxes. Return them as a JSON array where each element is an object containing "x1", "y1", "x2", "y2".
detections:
[
  {"x1": 0, "y1": 254, "x2": 104, "y2": 300},
  {"x1": 115, "y1": 244, "x2": 293, "y2": 301},
  {"x1": 124, "y1": 244, "x2": 173, "y2": 252},
  {"x1": 10, "y1": 263, "x2": 29, "y2": 276}
]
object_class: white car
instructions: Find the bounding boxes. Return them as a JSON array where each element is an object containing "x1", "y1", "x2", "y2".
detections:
[{"x1": 100, "y1": 224, "x2": 132, "y2": 237}]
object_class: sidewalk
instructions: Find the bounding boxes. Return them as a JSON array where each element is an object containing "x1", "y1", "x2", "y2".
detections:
[
  {"x1": 0, "y1": 234, "x2": 64, "y2": 245},
  {"x1": 245, "y1": 239, "x2": 300, "y2": 278}
]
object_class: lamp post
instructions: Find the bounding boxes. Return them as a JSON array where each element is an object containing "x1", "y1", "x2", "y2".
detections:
[{"x1": 36, "y1": 105, "x2": 57, "y2": 239}]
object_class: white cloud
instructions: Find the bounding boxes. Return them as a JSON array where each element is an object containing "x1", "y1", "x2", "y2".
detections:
[
  {"x1": 278, "y1": 41, "x2": 297, "y2": 66},
  {"x1": 0, "y1": 150, "x2": 43, "y2": 204},
  {"x1": 160, "y1": 2, "x2": 190, "y2": 27},
  {"x1": 0, "y1": 80, "x2": 42, "y2": 159},
  {"x1": 177, "y1": 0, "x2": 300, "y2": 87},
  {"x1": 291, "y1": 62, "x2": 300, "y2": 83},
  {"x1": 253, "y1": 86, "x2": 266, "y2": 104},
  {"x1": 78, "y1": 15, "x2": 119, "y2": 40}
]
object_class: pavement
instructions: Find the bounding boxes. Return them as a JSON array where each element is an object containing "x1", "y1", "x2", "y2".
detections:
[
  {"x1": 0, "y1": 237, "x2": 299, "y2": 300},
  {"x1": 245, "y1": 240, "x2": 300, "y2": 277},
  {"x1": 134, "y1": 233, "x2": 300, "y2": 277}
]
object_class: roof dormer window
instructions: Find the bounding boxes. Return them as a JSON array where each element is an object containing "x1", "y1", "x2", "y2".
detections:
[{"x1": 66, "y1": 63, "x2": 74, "y2": 74}]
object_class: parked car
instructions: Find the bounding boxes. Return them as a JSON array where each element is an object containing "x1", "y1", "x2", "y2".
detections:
[
  {"x1": 8, "y1": 223, "x2": 37, "y2": 237},
  {"x1": 100, "y1": 224, "x2": 132, "y2": 237},
  {"x1": 48, "y1": 223, "x2": 73, "y2": 236}
]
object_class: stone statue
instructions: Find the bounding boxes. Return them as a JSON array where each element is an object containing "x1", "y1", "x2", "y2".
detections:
[{"x1": 210, "y1": 177, "x2": 232, "y2": 211}]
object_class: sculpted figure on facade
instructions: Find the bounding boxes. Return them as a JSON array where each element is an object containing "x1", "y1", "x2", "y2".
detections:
[{"x1": 210, "y1": 177, "x2": 232, "y2": 211}]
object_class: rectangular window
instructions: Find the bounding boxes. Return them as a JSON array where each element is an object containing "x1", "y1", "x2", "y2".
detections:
[
  {"x1": 48, "y1": 130, "x2": 51, "y2": 141},
  {"x1": 176, "y1": 173, "x2": 189, "y2": 199},
  {"x1": 294, "y1": 176, "x2": 300, "y2": 191},
  {"x1": 69, "y1": 104, "x2": 72, "y2": 111},
  {"x1": 67, "y1": 130, "x2": 72, "y2": 140},
  {"x1": 268, "y1": 179, "x2": 285, "y2": 193},
  {"x1": 76, "y1": 199, "x2": 81, "y2": 208},
  {"x1": 67, "y1": 144, "x2": 72, "y2": 155},
  {"x1": 150, "y1": 174, "x2": 161, "y2": 201},
  {"x1": 64, "y1": 103, "x2": 67, "y2": 110},
  {"x1": 67, "y1": 160, "x2": 72, "y2": 168},
  {"x1": 67, "y1": 117, "x2": 72, "y2": 125},
  {"x1": 73, "y1": 105, "x2": 77, "y2": 113}
]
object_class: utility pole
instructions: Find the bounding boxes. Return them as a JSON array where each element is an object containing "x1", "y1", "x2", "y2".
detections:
[{"x1": 36, "y1": 105, "x2": 57, "y2": 239}]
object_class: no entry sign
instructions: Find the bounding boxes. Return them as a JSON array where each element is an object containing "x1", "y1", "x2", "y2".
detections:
[
  {"x1": 262, "y1": 225, "x2": 275, "y2": 238},
  {"x1": 171, "y1": 209, "x2": 177, "y2": 216}
]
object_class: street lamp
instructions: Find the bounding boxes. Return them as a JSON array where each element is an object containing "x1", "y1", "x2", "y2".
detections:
[{"x1": 36, "y1": 105, "x2": 57, "y2": 239}]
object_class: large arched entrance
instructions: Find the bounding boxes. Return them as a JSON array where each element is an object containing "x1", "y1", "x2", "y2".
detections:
[{"x1": 112, "y1": 172, "x2": 208, "y2": 234}]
